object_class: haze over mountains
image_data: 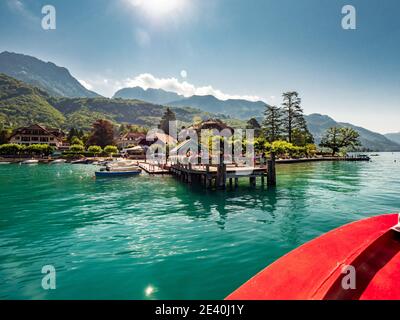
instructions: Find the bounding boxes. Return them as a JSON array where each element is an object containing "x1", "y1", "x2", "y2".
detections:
[
  {"x1": 384, "y1": 132, "x2": 400, "y2": 145},
  {"x1": 0, "y1": 51, "x2": 399, "y2": 151}
]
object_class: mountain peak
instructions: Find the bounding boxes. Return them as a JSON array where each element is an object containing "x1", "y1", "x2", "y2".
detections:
[{"x1": 0, "y1": 51, "x2": 101, "y2": 98}]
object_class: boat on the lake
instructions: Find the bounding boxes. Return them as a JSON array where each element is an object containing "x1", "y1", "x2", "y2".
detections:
[
  {"x1": 227, "y1": 213, "x2": 400, "y2": 300},
  {"x1": 0, "y1": 162, "x2": 11, "y2": 165},
  {"x1": 95, "y1": 160, "x2": 141, "y2": 177},
  {"x1": 71, "y1": 158, "x2": 92, "y2": 164},
  {"x1": 21, "y1": 159, "x2": 39, "y2": 165},
  {"x1": 51, "y1": 159, "x2": 67, "y2": 164}
]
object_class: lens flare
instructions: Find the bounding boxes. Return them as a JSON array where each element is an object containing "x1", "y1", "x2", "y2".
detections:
[{"x1": 130, "y1": 0, "x2": 187, "y2": 19}]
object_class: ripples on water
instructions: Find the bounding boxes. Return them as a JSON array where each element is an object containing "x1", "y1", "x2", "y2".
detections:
[{"x1": 0, "y1": 153, "x2": 400, "y2": 299}]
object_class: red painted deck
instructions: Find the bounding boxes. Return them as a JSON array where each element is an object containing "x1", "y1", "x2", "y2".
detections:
[{"x1": 226, "y1": 214, "x2": 400, "y2": 300}]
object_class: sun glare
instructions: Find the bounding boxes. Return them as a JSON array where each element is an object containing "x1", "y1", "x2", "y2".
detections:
[{"x1": 130, "y1": 0, "x2": 187, "y2": 19}]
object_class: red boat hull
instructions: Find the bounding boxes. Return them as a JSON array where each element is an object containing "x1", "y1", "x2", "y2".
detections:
[{"x1": 227, "y1": 214, "x2": 400, "y2": 300}]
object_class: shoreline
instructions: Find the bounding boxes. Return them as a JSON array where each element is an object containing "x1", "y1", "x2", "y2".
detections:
[{"x1": 0, "y1": 155, "x2": 372, "y2": 165}]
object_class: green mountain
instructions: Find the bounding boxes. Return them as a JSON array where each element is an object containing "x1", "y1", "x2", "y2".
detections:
[
  {"x1": 113, "y1": 87, "x2": 183, "y2": 105},
  {"x1": 0, "y1": 73, "x2": 65, "y2": 128},
  {"x1": 385, "y1": 132, "x2": 400, "y2": 145},
  {"x1": 0, "y1": 51, "x2": 101, "y2": 98},
  {"x1": 114, "y1": 87, "x2": 267, "y2": 120},
  {"x1": 305, "y1": 114, "x2": 400, "y2": 152},
  {"x1": 0, "y1": 74, "x2": 229, "y2": 131},
  {"x1": 51, "y1": 97, "x2": 228, "y2": 130}
]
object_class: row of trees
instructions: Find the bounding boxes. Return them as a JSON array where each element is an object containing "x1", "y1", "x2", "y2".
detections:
[
  {"x1": 69, "y1": 137, "x2": 118, "y2": 156},
  {"x1": 260, "y1": 91, "x2": 314, "y2": 146},
  {"x1": 0, "y1": 143, "x2": 54, "y2": 156},
  {"x1": 246, "y1": 91, "x2": 361, "y2": 156}
]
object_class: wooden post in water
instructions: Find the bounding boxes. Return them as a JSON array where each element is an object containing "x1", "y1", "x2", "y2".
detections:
[{"x1": 267, "y1": 152, "x2": 277, "y2": 187}]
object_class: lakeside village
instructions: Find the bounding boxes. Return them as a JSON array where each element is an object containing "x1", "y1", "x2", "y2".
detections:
[{"x1": 0, "y1": 92, "x2": 368, "y2": 187}]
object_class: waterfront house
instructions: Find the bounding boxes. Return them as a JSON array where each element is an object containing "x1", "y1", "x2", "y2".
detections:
[
  {"x1": 116, "y1": 132, "x2": 147, "y2": 149},
  {"x1": 9, "y1": 124, "x2": 65, "y2": 149}
]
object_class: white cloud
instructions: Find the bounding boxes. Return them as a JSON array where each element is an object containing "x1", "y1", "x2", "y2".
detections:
[
  {"x1": 78, "y1": 73, "x2": 262, "y2": 102},
  {"x1": 7, "y1": 0, "x2": 39, "y2": 22},
  {"x1": 122, "y1": 73, "x2": 261, "y2": 101}
]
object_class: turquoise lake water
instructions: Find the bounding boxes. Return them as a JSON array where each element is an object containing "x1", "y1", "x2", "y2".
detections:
[{"x1": 1, "y1": 153, "x2": 400, "y2": 299}]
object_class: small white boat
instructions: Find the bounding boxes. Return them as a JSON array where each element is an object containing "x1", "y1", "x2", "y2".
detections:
[
  {"x1": 51, "y1": 159, "x2": 67, "y2": 164},
  {"x1": 21, "y1": 159, "x2": 39, "y2": 165},
  {"x1": 95, "y1": 160, "x2": 141, "y2": 177},
  {"x1": 0, "y1": 162, "x2": 11, "y2": 165}
]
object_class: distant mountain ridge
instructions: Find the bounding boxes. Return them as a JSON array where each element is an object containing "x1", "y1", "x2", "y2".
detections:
[
  {"x1": 113, "y1": 87, "x2": 183, "y2": 105},
  {"x1": 167, "y1": 95, "x2": 267, "y2": 120},
  {"x1": 114, "y1": 86, "x2": 267, "y2": 120},
  {"x1": 305, "y1": 114, "x2": 400, "y2": 152},
  {"x1": 385, "y1": 132, "x2": 400, "y2": 145},
  {"x1": 0, "y1": 74, "x2": 227, "y2": 131},
  {"x1": 0, "y1": 51, "x2": 101, "y2": 98}
]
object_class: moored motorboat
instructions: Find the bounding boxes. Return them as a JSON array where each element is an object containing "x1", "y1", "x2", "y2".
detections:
[
  {"x1": 227, "y1": 213, "x2": 400, "y2": 300},
  {"x1": 21, "y1": 159, "x2": 39, "y2": 165},
  {"x1": 0, "y1": 162, "x2": 11, "y2": 165},
  {"x1": 51, "y1": 159, "x2": 67, "y2": 164},
  {"x1": 95, "y1": 160, "x2": 141, "y2": 177},
  {"x1": 71, "y1": 158, "x2": 92, "y2": 164}
]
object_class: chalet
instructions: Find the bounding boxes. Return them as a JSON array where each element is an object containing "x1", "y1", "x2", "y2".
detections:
[
  {"x1": 9, "y1": 124, "x2": 65, "y2": 149},
  {"x1": 116, "y1": 132, "x2": 147, "y2": 149}
]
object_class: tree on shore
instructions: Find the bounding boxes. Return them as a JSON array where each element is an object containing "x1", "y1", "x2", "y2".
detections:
[
  {"x1": 87, "y1": 120, "x2": 115, "y2": 148},
  {"x1": 320, "y1": 127, "x2": 360, "y2": 156},
  {"x1": 104, "y1": 145, "x2": 118, "y2": 156},
  {"x1": 159, "y1": 108, "x2": 176, "y2": 135},
  {"x1": 281, "y1": 92, "x2": 310, "y2": 144},
  {"x1": 262, "y1": 105, "x2": 283, "y2": 143},
  {"x1": 70, "y1": 144, "x2": 85, "y2": 153},
  {"x1": 246, "y1": 118, "x2": 262, "y2": 137},
  {"x1": 88, "y1": 145, "x2": 102, "y2": 156}
]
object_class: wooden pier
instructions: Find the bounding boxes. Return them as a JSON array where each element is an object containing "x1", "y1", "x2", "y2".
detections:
[
  {"x1": 170, "y1": 162, "x2": 274, "y2": 189},
  {"x1": 138, "y1": 162, "x2": 170, "y2": 175}
]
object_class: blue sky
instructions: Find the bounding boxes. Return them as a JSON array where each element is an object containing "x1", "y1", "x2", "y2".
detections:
[{"x1": 0, "y1": 0, "x2": 399, "y2": 133}]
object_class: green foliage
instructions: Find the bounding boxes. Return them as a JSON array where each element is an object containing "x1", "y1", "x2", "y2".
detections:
[
  {"x1": 70, "y1": 136, "x2": 84, "y2": 146},
  {"x1": 0, "y1": 143, "x2": 25, "y2": 155},
  {"x1": 281, "y1": 92, "x2": 311, "y2": 144},
  {"x1": 87, "y1": 119, "x2": 114, "y2": 148},
  {"x1": 158, "y1": 108, "x2": 176, "y2": 135},
  {"x1": 0, "y1": 128, "x2": 12, "y2": 144},
  {"x1": 0, "y1": 74, "x2": 65, "y2": 128},
  {"x1": 320, "y1": 127, "x2": 361, "y2": 156},
  {"x1": 270, "y1": 140, "x2": 317, "y2": 158},
  {"x1": 246, "y1": 118, "x2": 262, "y2": 137},
  {"x1": 262, "y1": 105, "x2": 283, "y2": 142},
  {"x1": 87, "y1": 145, "x2": 102, "y2": 155},
  {"x1": 254, "y1": 137, "x2": 271, "y2": 154},
  {"x1": 26, "y1": 144, "x2": 54, "y2": 156},
  {"x1": 104, "y1": 145, "x2": 118, "y2": 155},
  {"x1": 70, "y1": 144, "x2": 85, "y2": 153},
  {"x1": 0, "y1": 143, "x2": 53, "y2": 156}
]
